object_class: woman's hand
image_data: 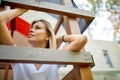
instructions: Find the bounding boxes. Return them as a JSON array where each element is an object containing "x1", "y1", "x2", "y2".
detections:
[{"x1": 0, "y1": 8, "x2": 28, "y2": 45}]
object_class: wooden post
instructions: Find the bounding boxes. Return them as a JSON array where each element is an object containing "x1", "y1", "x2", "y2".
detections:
[
  {"x1": 61, "y1": 0, "x2": 80, "y2": 34},
  {"x1": 79, "y1": 66, "x2": 94, "y2": 80},
  {"x1": 4, "y1": 63, "x2": 9, "y2": 80},
  {"x1": 61, "y1": 0, "x2": 94, "y2": 80}
]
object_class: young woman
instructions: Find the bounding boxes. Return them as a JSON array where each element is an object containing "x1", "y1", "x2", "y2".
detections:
[{"x1": 0, "y1": 8, "x2": 88, "y2": 80}]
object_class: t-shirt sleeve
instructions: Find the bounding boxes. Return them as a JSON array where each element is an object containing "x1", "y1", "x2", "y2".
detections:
[{"x1": 58, "y1": 42, "x2": 68, "y2": 50}]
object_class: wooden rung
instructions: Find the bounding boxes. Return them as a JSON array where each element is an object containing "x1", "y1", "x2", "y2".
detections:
[
  {"x1": 0, "y1": 45, "x2": 94, "y2": 66},
  {"x1": 2, "y1": 0, "x2": 94, "y2": 20}
]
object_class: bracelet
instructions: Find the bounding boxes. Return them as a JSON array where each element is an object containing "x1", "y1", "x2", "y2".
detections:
[{"x1": 62, "y1": 35, "x2": 66, "y2": 42}]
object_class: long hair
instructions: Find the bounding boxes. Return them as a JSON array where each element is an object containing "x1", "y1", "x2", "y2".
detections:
[{"x1": 31, "y1": 19, "x2": 56, "y2": 49}]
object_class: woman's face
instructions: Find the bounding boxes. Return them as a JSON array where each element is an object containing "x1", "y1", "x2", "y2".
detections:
[{"x1": 28, "y1": 21, "x2": 49, "y2": 43}]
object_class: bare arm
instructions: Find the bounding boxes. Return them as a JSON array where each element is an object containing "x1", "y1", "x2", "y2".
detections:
[
  {"x1": 57, "y1": 35, "x2": 88, "y2": 51},
  {"x1": 0, "y1": 8, "x2": 28, "y2": 45}
]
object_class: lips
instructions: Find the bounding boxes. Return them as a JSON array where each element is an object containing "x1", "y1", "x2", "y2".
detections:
[{"x1": 28, "y1": 33, "x2": 35, "y2": 38}]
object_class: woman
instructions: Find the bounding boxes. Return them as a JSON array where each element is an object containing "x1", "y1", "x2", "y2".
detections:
[{"x1": 0, "y1": 8, "x2": 88, "y2": 80}]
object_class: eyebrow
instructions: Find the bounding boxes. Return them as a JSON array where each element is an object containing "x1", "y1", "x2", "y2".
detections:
[{"x1": 31, "y1": 25, "x2": 41, "y2": 28}]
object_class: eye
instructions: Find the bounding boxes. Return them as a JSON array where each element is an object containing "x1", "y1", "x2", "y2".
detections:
[{"x1": 35, "y1": 26, "x2": 41, "y2": 29}]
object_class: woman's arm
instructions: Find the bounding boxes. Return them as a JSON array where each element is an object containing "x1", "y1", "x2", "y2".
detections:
[
  {"x1": 0, "y1": 8, "x2": 28, "y2": 45},
  {"x1": 57, "y1": 35, "x2": 88, "y2": 51}
]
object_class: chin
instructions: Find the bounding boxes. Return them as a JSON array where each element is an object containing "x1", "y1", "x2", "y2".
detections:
[
  {"x1": 28, "y1": 38, "x2": 35, "y2": 44},
  {"x1": 28, "y1": 37, "x2": 35, "y2": 41},
  {"x1": 28, "y1": 38, "x2": 40, "y2": 44}
]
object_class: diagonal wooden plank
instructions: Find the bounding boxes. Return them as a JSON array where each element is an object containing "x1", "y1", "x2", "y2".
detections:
[
  {"x1": 0, "y1": 45, "x2": 94, "y2": 65},
  {"x1": 54, "y1": 15, "x2": 63, "y2": 34},
  {"x1": 2, "y1": 0, "x2": 94, "y2": 20},
  {"x1": 62, "y1": 69, "x2": 75, "y2": 80},
  {"x1": 63, "y1": 16, "x2": 72, "y2": 34}
]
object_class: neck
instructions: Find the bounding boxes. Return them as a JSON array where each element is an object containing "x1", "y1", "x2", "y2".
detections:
[{"x1": 29, "y1": 41, "x2": 48, "y2": 48}]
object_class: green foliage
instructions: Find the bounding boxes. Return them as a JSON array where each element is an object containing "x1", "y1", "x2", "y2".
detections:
[
  {"x1": 87, "y1": 0, "x2": 120, "y2": 13},
  {"x1": 87, "y1": 0, "x2": 102, "y2": 12}
]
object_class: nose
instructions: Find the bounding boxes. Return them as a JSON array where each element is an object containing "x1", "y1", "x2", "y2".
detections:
[{"x1": 30, "y1": 28, "x2": 34, "y2": 33}]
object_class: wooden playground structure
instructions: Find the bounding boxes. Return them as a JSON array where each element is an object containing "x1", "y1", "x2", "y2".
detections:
[{"x1": 0, "y1": 0, "x2": 95, "y2": 80}]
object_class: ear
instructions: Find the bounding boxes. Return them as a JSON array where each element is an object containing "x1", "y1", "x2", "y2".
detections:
[
  {"x1": 46, "y1": 34, "x2": 51, "y2": 40},
  {"x1": 46, "y1": 37, "x2": 49, "y2": 40}
]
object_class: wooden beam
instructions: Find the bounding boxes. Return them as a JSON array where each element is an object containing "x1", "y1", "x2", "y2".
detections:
[
  {"x1": 0, "y1": 63, "x2": 11, "y2": 69},
  {"x1": 61, "y1": 1, "x2": 80, "y2": 80},
  {"x1": 62, "y1": 69, "x2": 75, "y2": 80},
  {"x1": 2, "y1": 0, "x2": 94, "y2": 20},
  {"x1": 68, "y1": 17, "x2": 81, "y2": 34},
  {"x1": 0, "y1": 45, "x2": 94, "y2": 66},
  {"x1": 79, "y1": 66, "x2": 94, "y2": 80},
  {"x1": 4, "y1": 63, "x2": 9, "y2": 80},
  {"x1": 61, "y1": 0, "x2": 81, "y2": 34},
  {"x1": 54, "y1": 15, "x2": 63, "y2": 34},
  {"x1": 61, "y1": 1, "x2": 93, "y2": 80},
  {"x1": 73, "y1": 65, "x2": 82, "y2": 80},
  {"x1": 63, "y1": 16, "x2": 72, "y2": 34},
  {"x1": 63, "y1": 16, "x2": 81, "y2": 34}
]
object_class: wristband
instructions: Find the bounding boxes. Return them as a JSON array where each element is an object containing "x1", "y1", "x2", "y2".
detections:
[{"x1": 62, "y1": 35, "x2": 66, "y2": 42}]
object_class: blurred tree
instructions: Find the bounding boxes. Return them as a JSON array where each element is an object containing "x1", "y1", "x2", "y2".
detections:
[
  {"x1": 75, "y1": 0, "x2": 120, "y2": 41},
  {"x1": 86, "y1": 0, "x2": 120, "y2": 41},
  {"x1": 87, "y1": 0, "x2": 102, "y2": 12},
  {"x1": 87, "y1": 0, "x2": 120, "y2": 13},
  {"x1": 106, "y1": 0, "x2": 120, "y2": 12}
]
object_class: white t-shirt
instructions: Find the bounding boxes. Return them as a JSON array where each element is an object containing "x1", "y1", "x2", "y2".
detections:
[
  {"x1": 11, "y1": 63, "x2": 61, "y2": 80},
  {"x1": 11, "y1": 42, "x2": 67, "y2": 80}
]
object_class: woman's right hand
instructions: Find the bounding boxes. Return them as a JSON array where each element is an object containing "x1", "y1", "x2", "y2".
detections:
[{"x1": 0, "y1": 8, "x2": 28, "y2": 45}]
